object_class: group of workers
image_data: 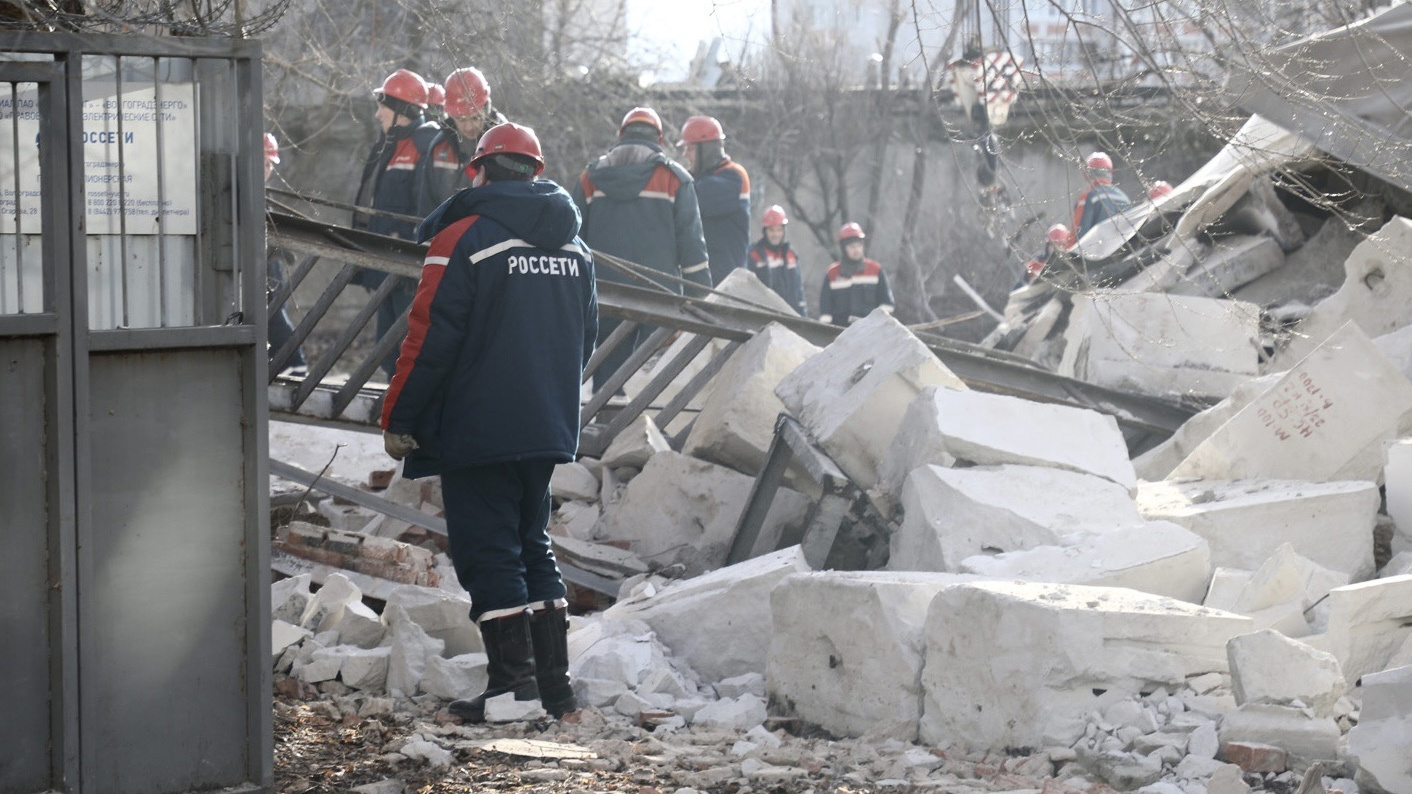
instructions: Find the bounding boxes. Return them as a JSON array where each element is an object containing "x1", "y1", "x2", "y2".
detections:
[
  {"x1": 1019, "y1": 150, "x2": 1173, "y2": 286},
  {"x1": 258, "y1": 64, "x2": 907, "y2": 728}
]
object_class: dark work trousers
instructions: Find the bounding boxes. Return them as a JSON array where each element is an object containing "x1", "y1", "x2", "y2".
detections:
[
  {"x1": 441, "y1": 459, "x2": 567, "y2": 622},
  {"x1": 591, "y1": 316, "x2": 648, "y2": 393}
]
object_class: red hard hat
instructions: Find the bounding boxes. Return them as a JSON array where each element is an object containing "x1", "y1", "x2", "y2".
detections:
[
  {"x1": 837, "y1": 222, "x2": 866, "y2": 243},
  {"x1": 1085, "y1": 151, "x2": 1113, "y2": 171},
  {"x1": 1046, "y1": 223, "x2": 1071, "y2": 246},
  {"x1": 677, "y1": 115, "x2": 724, "y2": 146},
  {"x1": 1148, "y1": 180, "x2": 1173, "y2": 200},
  {"x1": 471, "y1": 122, "x2": 545, "y2": 176},
  {"x1": 619, "y1": 106, "x2": 663, "y2": 138},
  {"x1": 761, "y1": 204, "x2": 788, "y2": 228},
  {"x1": 427, "y1": 82, "x2": 445, "y2": 109},
  {"x1": 375, "y1": 68, "x2": 429, "y2": 109},
  {"x1": 444, "y1": 67, "x2": 490, "y2": 118},
  {"x1": 263, "y1": 132, "x2": 280, "y2": 164}
]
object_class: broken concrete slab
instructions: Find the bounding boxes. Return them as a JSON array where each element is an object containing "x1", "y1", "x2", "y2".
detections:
[
  {"x1": 767, "y1": 571, "x2": 976, "y2": 741},
  {"x1": 383, "y1": 585, "x2": 478, "y2": 657},
  {"x1": 1135, "y1": 478, "x2": 1378, "y2": 579},
  {"x1": 551, "y1": 462, "x2": 600, "y2": 503},
  {"x1": 1346, "y1": 664, "x2": 1412, "y2": 794},
  {"x1": 1216, "y1": 704, "x2": 1339, "y2": 771},
  {"x1": 1305, "y1": 574, "x2": 1412, "y2": 683},
  {"x1": 1234, "y1": 214, "x2": 1365, "y2": 308},
  {"x1": 1273, "y1": 216, "x2": 1412, "y2": 367},
  {"x1": 889, "y1": 464, "x2": 1144, "y2": 572},
  {"x1": 600, "y1": 415, "x2": 670, "y2": 470},
  {"x1": 683, "y1": 323, "x2": 821, "y2": 478},
  {"x1": 1059, "y1": 293, "x2": 1261, "y2": 401},
  {"x1": 1227, "y1": 629, "x2": 1346, "y2": 717},
  {"x1": 956, "y1": 521, "x2": 1212, "y2": 604},
  {"x1": 920, "y1": 581, "x2": 1252, "y2": 750},
  {"x1": 603, "y1": 546, "x2": 810, "y2": 683},
  {"x1": 1169, "y1": 322, "x2": 1412, "y2": 483},
  {"x1": 272, "y1": 619, "x2": 311, "y2": 665},
  {"x1": 1168, "y1": 235, "x2": 1286, "y2": 299},
  {"x1": 623, "y1": 268, "x2": 799, "y2": 410},
  {"x1": 551, "y1": 534, "x2": 649, "y2": 579},
  {"x1": 595, "y1": 451, "x2": 808, "y2": 577},
  {"x1": 1133, "y1": 373, "x2": 1282, "y2": 482},
  {"x1": 418, "y1": 653, "x2": 488, "y2": 702},
  {"x1": 875, "y1": 386, "x2": 1136, "y2": 515},
  {"x1": 272, "y1": 573, "x2": 313, "y2": 625},
  {"x1": 1201, "y1": 545, "x2": 1349, "y2": 638},
  {"x1": 384, "y1": 603, "x2": 445, "y2": 698},
  {"x1": 775, "y1": 309, "x2": 967, "y2": 490}
]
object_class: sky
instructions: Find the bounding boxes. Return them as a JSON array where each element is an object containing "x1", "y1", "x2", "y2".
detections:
[{"x1": 624, "y1": 0, "x2": 770, "y2": 83}]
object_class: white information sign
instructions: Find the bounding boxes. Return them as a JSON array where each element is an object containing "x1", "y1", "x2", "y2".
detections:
[{"x1": 0, "y1": 81, "x2": 198, "y2": 235}]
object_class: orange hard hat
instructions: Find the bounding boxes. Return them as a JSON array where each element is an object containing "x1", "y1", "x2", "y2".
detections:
[
  {"x1": 837, "y1": 222, "x2": 866, "y2": 243},
  {"x1": 427, "y1": 82, "x2": 445, "y2": 109},
  {"x1": 1046, "y1": 223, "x2": 1071, "y2": 245},
  {"x1": 1148, "y1": 180, "x2": 1173, "y2": 200},
  {"x1": 619, "y1": 106, "x2": 663, "y2": 141},
  {"x1": 677, "y1": 115, "x2": 724, "y2": 147},
  {"x1": 444, "y1": 67, "x2": 491, "y2": 118},
  {"x1": 375, "y1": 68, "x2": 429, "y2": 109},
  {"x1": 762, "y1": 204, "x2": 788, "y2": 228},
  {"x1": 263, "y1": 132, "x2": 280, "y2": 164},
  {"x1": 471, "y1": 122, "x2": 545, "y2": 176},
  {"x1": 1085, "y1": 151, "x2": 1113, "y2": 171}
]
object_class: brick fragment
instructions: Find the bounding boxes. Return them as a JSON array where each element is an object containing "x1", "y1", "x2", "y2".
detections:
[{"x1": 1222, "y1": 741, "x2": 1286, "y2": 774}]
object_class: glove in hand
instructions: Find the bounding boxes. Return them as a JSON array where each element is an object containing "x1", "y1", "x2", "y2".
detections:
[{"x1": 383, "y1": 431, "x2": 419, "y2": 460}]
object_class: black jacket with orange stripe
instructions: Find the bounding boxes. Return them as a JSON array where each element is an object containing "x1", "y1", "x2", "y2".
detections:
[
  {"x1": 381, "y1": 180, "x2": 598, "y2": 478},
  {"x1": 696, "y1": 157, "x2": 751, "y2": 285},
  {"x1": 570, "y1": 141, "x2": 711, "y2": 293}
]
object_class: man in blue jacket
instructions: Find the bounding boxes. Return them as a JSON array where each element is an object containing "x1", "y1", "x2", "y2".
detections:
[
  {"x1": 679, "y1": 115, "x2": 751, "y2": 285},
  {"x1": 571, "y1": 106, "x2": 710, "y2": 388},
  {"x1": 381, "y1": 122, "x2": 597, "y2": 723},
  {"x1": 353, "y1": 68, "x2": 441, "y2": 377}
]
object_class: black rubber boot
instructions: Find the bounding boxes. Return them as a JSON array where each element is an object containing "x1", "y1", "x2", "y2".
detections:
[
  {"x1": 529, "y1": 600, "x2": 578, "y2": 718},
  {"x1": 448, "y1": 608, "x2": 539, "y2": 723}
]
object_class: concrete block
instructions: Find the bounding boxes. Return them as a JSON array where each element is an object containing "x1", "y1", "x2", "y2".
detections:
[
  {"x1": 334, "y1": 646, "x2": 391, "y2": 691},
  {"x1": 920, "y1": 581, "x2": 1253, "y2": 750},
  {"x1": 554, "y1": 500, "x2": 600, "y2": 542},
  {"x1": 692, "y1": 693, "x2": 768, "y2": 731},
  {"x1": 684, "y1": 323, "x2": 821, "y2": 477},
  {"x1": 601, "y1": 415, "x2": 670, "y2": 470},
  {"x1": 1169, "y1": 235, "x2": 1286, "y2": 299},
  {"x1": 331, "y1": 600, "x2": 386, "y2": 649},
  {"x1": 573, "y1": 677, "x2": 629, "y2": 708},
  {"x1": 889, "y1": 464, "x2": 1144, "y2": 572},
  {"x1": 1217, "y1": 704, "x2": 1340, "y2": 769},
  {"x1": 1059, "y1": 293, "x2": 1260, "y2": 401},
  {"x1": 1274, "y1": 216, "x2": 1412, "y2": 366},
  {"x1": 1384, "y1": 437, "x2": 1412, "y2": 557},
  {"x1": 420, "y1": 653, "x2": 488, "y2": 702},
  {"x1": 603, "y1": 546, "x2": 810, "y2": 683},
  {"x1": 484, "y1": 692, "x2": 545, "y2": 723},
  {"x1": 551, "y1": 462, "x2": 600, "y2": 503},
  {"x1": 317, "y1": 502, "x2": 381, "y2": 535},
  {"x1": 1206, "y1": 544, "x2": 1349, "y2": 638},
  {"x1": 272, "y1": 573, "x2": 312, "y2": 624},
  {"x1": 1307, "y1": 575, "x2": 1412, "y2": 683},
  {"x1": 299, "y1": 572, "x2": 362, "y2": 633},
  {"x1": 1346, "y1": 664, "x2": 1412, "y2": 794},
  {"x1": 569, "y1": 618, "x2": 676, "y2": 689},
  {"x1": 1134, "y1": 374, "x2": 1281, "y2": 482},
  {"x1": 293, "y1": 653, "x2": 341, "y2": 684},
  {"x1": 1136, "y1": 478, "x2": 1379, "y2": 579},
  {"x1": 1227, "y1": 629, "x2": 1346, "y2": 716},
  {"x1": 775, "y1": 309, "x2": 967, "y2": 490},
  {"x1": 1234, "y1": 214, "x2": 1364, "y2": 308},
  {"x1": 876, "y1": 386, "x2": 1136, "y2": 513},
  {"x1": 623, "y1": 269, "x2": 796, "y2": 410},
  {"x1": 596, "y1": 451, "x2": 808, "y2": 577},
  {"x1": 957, "y1": 521, "x2": 1213, "y2": 604},
  {"x1": 384, "y1": 603, "x2": 445, "y2": 698},
  {"x1": 768, "y1": 571, "x2": 975, "y2": 741},
  {"x1": 383, "y1": 585, "x2": 479, "y2": 657},
  {"x1": 715, "y1": 672, "x2": 765, "y2": 699},
  {"x1": 272, "y1": 620, "x2": 311, "y2": 666},
  {"x1": 1170, "y1": 323, "x2": 1412, "y2": 483},
  {"x1": 1372, "y1": 324, "x2": 1412, "y2": 384}
]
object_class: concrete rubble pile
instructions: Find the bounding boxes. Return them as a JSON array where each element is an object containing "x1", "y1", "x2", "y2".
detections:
[{"x1": 270, "y1": 222, "x2": 1412, "y2": 790}]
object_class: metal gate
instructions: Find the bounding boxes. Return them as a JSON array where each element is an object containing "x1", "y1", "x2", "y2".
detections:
[{"x1": 0, "y1": 33, "x2": 269, "y2": 794}]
